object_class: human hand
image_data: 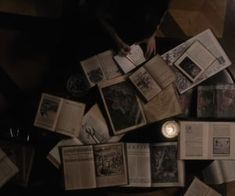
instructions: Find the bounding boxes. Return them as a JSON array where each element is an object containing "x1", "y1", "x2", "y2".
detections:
[
  {"x1": 116, "y1": 38, "x2": 131, "y2": 56},
  {"x1": 144, "y1": 35, "x2": 157, "y2": 59}
]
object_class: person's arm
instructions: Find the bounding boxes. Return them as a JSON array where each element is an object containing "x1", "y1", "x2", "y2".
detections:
[
  {"x1": 142, "y1": 0, "x2": 170, "y2": 59},
  {"x1": 98, "y1": 16, "x2": 130, "y2": 56}
]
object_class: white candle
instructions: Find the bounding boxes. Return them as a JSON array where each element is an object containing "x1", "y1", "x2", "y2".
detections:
[{"x1": 161, "y1": 121, "x2": 179, "y2": 138}]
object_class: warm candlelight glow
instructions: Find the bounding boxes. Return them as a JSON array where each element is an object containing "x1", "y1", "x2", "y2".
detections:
[{"x1": 161, "y1": 121, "x2": 179, "y2": 138}]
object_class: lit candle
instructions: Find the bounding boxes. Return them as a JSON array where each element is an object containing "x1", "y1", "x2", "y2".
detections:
[{"x1": 161, "y1": 121, "x2": 179, "y2": 138}]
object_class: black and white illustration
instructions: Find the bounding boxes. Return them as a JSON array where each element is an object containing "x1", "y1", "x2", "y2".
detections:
[
  {"x1": 129, "y1": 67, "x2": 161, "y2": 101},
  {"x1": 176, "y1": 56, "x2": 202, "y2": 81},
  {"x1": 150, "y1": 143, "x2": 178, "y2": 183},
  {"x1": 213, "y1": 137, "x2": 230, "y2": 155},
  {"x1": 99, "y1": 78, "x2": 146, "y2": 134},
  {"x1": 94, "y1": 144, "x2": 125, "y2": 177}
]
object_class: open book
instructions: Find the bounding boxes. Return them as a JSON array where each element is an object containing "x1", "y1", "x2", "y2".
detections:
[
  {"x1": 79, "y1": 104, "x2": 123, "y2": 144},
  {"x1": 80, "y1": 50, "x2": 122, "y2": 87},
  {"x1": 61, "y1": 143, "x2": 128, "y2": 190},
  {"x1": 203, "y1": 160, "x2": 235, "y2": 184},
  {"x1": 142, "y1": 84, "x2": 182, "y2": 123},
  {"x1": 0, "y1": 147, "x2": 18, "y2": 188},
  {"x1": 174, "y1": 41, "x2": 216, "y2": 82},
  {"x1": 179, "y1": 121, "x2": 235, "y2": 160},
  {"x1": 184, "y1": 177, "x2": 221, "y2": 196},
  {"x1": 129, "y1": 55, "x2": 176, "y2": 101},
  {"x1": 113, "y1": 44, "x2": 146, "y2": 73},
  {"x1": 126, "y1": 142, "x2": 184, "y2": 187},
  {"x1": 98, "y1": 76, "x2": 146, "y2": 135},
  {"x1": 197, "y1": 84, "x2": 235, "y2": 118},
  {"x1": 34, "y1": 93, "x2": 85, "y2": 137},
  {"x1": 161, "y1": 29, "x2": 231, "y2": 94}
]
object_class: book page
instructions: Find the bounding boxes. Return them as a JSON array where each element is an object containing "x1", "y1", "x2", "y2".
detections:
[
  {"x1": 47, "y1": 138, "x2": 82, "y2": 169},
  {"x1": 98, "y1": 76, "x2": 146, "y2": 135},
  {"x1": 125, "y1": 143, "x2": 151, "y2": 187},
  {"x1": 184, "y1": 177, "x2": 221, "y2": 196},
  {"x1": 79, "y1": 104, "x2": 123, "y2": 144},
  {"x1": 185, "y1": 41, "x2": 216, "y2": 69},
  {"x1": 93, "y1": 143, "x2": 128, "y2": 188},
  {"x1": 179, "y1": 121, "x2": 209, "y2": 160},
  {"x1": 143, "y1": 84, "x2": 182, "y2": 123},
  {"x1": 151, "y1": 142, "x2": 184, "y2": 187},
  {"x1": 0, "y1": 148, "x2": 19, "y2": 188},
  {"x1": 126, "y1": 44, "x2": 146, "y2": 66},
  {"x1": 203, "y1": 160, "x2": 235, "y2": 184},
  {"x1": 161, "y1": 29, "x2": 231, "y2": 94},
  {"x1": 97, "y1": 50, "x2": 122, "y2": 80},
  {"x1": 80, "y1": 56, "x2": 106, "y2": 87},
  {"x1": 175, "y1": 41, "x2": 216, "y2": 82},
  {"x1": 56, "y1": 99, "x2": 85, "y2": 137},
  {"x1": 113, "y1": 55, "x2": 136, "y2": 73},
  {"x1": 34, "y1": 93, "x2": 62, "y2": 131},
  {"x1": 208, "y1": 122, "x2": 235, "y2": 159},
  {"x1": 61, "y1": 145, "x2": 96, "y2": 190},
  {"x1": 129, "y1": 66, "x2": 162, "y2": 101},
  {"x1": 144, "y1": 55, "x2": 176, "y2": 89}
]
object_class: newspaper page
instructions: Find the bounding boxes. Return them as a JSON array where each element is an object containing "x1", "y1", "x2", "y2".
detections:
[
  {"x1": 125, "y1": 143, "x2": 151, "y2": 187},
  {"x1": 151, "y1": 142, "x2": 184, "y2": 187},
  {"x1": 93, "y1": 143, "x2": 128, "y2": 188},
  {"x1": 97, "y1": 50, "x2": 122, "y2": 80},
  {"x1": 184, "y1": 177, "x2": 221, "y2": 196},
  {"x1": 179, "y1": 121, "x2": 209, "y2": 160},
  {"x1": 161, "y1": 29, "x2": 231, "y2": 94},
  {"x1": 0, "y1": 148, "x2": 19, "y2": 188},
  {"x1": 47, "y1": 138, "x2": 82, "y2": 168},
  {"x1": 34, "y1": 93, "x2": 63, "y2": 131},
  {"x1": 61, "y1": 145, "x2": 96, "y2": 190},
  {"x1": 79, "y1": 104, "x2": 123, "y2": 144},
  {"x1": 80, "y1": 56, "x2": 106, "y2": 87},
  {"x1": 56, "y1": 99, "x2": 85, "y2": 137},
  {"x1": 203, "y1": 160, "x2": 235, "y2": 184}
]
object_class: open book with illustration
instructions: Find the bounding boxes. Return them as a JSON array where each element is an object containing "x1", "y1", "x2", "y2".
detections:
[
  {"x1": 61, "y1": 143, "x2": 128, "y2": 190},
  {"x1": 197, "y1": 84, "x2": 235, "y2": 119},
  {"x1": 34, "y1": 93, "x2": 85, "y2": 137},
  {"x1": 80, "y1": 50, "x2": 122, "y2": 87},
  {"x1": 114, "y1": 44, "x2": 146, "y2": 73},
  {"x1": 129, "y1": 55, "x2": 176, "y2": 102},
  {"x1": 126, "y1": 142, "x2": 184, "y2": 187},
  {"x1": 179, "y1": 121, "x2": 235, "y2": 160},
  {"x1": 161, "y1": 29, "x2": 231, "y2": 94},
  {"x1": 174, "y1": 41, "x2": 216, "y2": 82}
]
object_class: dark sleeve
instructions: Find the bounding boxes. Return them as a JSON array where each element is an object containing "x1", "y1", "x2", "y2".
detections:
[{"x1": 144, "y1": 0, "x2": 170, "y2": 37}]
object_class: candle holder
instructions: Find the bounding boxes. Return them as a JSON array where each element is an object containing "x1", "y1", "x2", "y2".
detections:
[{"x1": 161, "y1": 120, "x2": 179, "y2": 139}]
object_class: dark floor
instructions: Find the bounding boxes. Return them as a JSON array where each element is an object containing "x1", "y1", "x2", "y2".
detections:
[{"x1": 0, "y1": 0, "x2": 234, "y2": 195}]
